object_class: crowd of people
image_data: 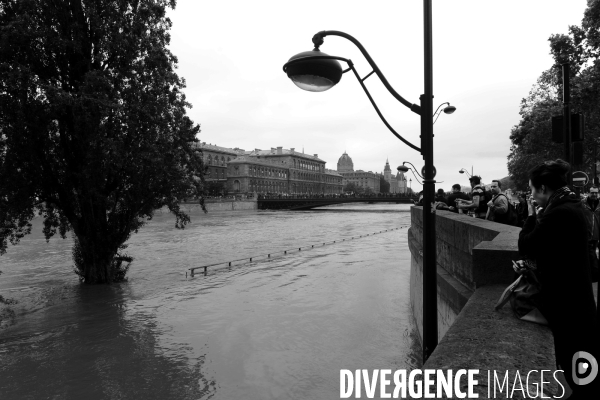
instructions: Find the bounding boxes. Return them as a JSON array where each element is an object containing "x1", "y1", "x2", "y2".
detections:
[
  {"x1": 415, "y1": 176, "x2": 530, "y2": 226},
  {"x1": 415, "y1": 160, "x2": 599, "y2": 397}
]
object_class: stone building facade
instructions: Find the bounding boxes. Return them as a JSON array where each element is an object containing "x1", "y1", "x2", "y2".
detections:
[
  {"x1": 383, "y1": 159, "x2": 408, "y2": 193},
  {"x1": 192, "y1": 142, "x2": 245, "y2": 182},
  {"x1": 336, "y1": 151, "x2": 381, "y2": 193},
  {"x1": 226, "y1": 147, "x2": 343, "y2": 194}
]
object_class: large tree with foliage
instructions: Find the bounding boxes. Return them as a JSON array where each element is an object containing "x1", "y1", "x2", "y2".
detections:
[
  {"x1": 343, "y1": 182, "x2": 364, "y2": 194},
  {"x1": 0, "y1": 0, "x2": 206, "y2": 283},
  {"x1": 379, "y1": 175, "x2": 390, "y2": 193},
  {"x1": 508, "y1": 1, "x2": 600, "y2": 189}
]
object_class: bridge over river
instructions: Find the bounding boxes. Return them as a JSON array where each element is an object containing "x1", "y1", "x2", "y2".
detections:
[{"x1": 257, "y1": 194, "x2": 417, "y2": 210}]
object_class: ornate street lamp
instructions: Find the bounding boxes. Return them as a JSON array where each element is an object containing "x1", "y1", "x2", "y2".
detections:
[
  {"x1": 398, "y1": 163, "x2": 424, "y2": 185},
  {"x1": 459, "y1": 167, "x2": 473, "y2": 178},
  {"x1": 433, "y1": 102, "x2": 456, "y2": 125},
  {"x1": 398, "y1": 162, "x2": 443, "y2": 186},
  {"x1": 282, "y1": 1, "x2": 444, "y2": 361}
]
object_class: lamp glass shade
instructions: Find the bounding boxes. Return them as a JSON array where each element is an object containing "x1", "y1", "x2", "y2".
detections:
[
  {"x1": 285, "y1": 50, "x2": 342, "y2": 92},
  {"x1": 443, "y1": 105, "x2": 456, "y2": 114},
  {"x1": 397, "y1": 165, "x2": 409, "y2": 172},
  {"x1": 459, "y1": 170, "x2": 464, "y2": 174},
  {"x1": 291, "y1": 75, "x2": 336, "y2": 92}
]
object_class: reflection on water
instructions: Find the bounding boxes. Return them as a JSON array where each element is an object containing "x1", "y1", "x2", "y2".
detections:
[{"x1": 0, "y1": 203, "x2": 420, "y2": 400}]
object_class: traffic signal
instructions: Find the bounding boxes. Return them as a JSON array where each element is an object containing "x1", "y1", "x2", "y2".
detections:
[
  {"x1": 573, "y1": 141, "x2": 584, "y2": 165},
  {"x1": 551, "y1": 113, "x2": 585, "y2": 143}
]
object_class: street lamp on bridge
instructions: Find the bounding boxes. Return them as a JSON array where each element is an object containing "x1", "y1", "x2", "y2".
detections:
[
  {"x1": 459, "y1": 167, "x2": 473, "y2": 178},
  {"x1": 282, "y1": 1, "x2": 450, "y2": 361}
]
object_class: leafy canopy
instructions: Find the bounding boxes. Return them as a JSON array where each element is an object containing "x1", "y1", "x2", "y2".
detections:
[
  {"x1": 508, "y1": 0, "x2": 600, "y2": 190},
  {"x1": 0, "y1": 0, "x2": 206, "y2": 282}
]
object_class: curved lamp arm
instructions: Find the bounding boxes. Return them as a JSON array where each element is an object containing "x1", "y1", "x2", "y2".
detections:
[
  {"x1": 403, "y1": 161, "x2": 424, "y2": 179},
  {"x1": 432, "y1": 102, "x2": 450, "y2": 124},
  {"x1": 313, "y1": 30, "x2": 421, "y2": 115},
  {"x1": 347, "y1": 61, "x2": 421, "y2": 152},
  {"x1": 459, "y1": 168, "x2": 472, "y2": 178},
  {"x1": 433, "y1": 102, "x2": 450, "y2": 117}
]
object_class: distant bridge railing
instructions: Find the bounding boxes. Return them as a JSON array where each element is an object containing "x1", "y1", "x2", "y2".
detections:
[{"x1": 257, "y1": 193, "x2": 418, "y2": 210}]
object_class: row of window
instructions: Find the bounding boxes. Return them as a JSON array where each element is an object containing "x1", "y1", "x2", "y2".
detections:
[
  {"x1": 293, "y1": 158, "x2": 323, "y2": 172},
  {"x1": 233, "y1": 179, "x2": 343, "y2": 194},
  {"x1": 250, "y1": 166, "x2": 287, "y2": 178},
  {"x1": 207, "y1": 168, "x2": 226, "y2": 179},
  {"x1": 206, "y1": 154, "x2": 232, "y2": 166}
]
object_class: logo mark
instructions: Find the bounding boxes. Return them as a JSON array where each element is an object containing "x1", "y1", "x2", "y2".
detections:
[{"x1": 572, "y1": 351, "x2": 598, "y2": 386}]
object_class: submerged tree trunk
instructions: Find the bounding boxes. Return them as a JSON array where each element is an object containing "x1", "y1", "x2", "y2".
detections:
[
  {"x1": 73, "y1": 234, "x2": 132, "y2": 284},
  {"x1": 71, "y1": 203, "x2": 132, "y2": 284}
]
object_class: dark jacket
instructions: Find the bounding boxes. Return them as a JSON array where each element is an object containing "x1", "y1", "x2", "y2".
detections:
[
  {"x1": 581, "y1": 197, "x2": 600, "y2": 241},
  {"x1": 434, "y1": 195, "x2": 447, "y2": 205},
  {"x1": 518, "y1": 194, "x2": 599, "y2": 394},
  {"x1": 446, "y1": 191, "x2": 470, "y2": 213},
  {"x1": 515, "y1": 196, "x2": 528, "y2": 226}
]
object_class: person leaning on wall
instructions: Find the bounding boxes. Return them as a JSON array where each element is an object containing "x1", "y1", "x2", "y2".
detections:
[
  {"x1": 518, "y1": 159, "x2": 599, "y2": 398},
  {"x1": 581, "y1": 186, "x2": 600, "y2": 283}
]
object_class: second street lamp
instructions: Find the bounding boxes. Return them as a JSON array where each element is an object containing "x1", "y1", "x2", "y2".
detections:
[
  {"x1": 459, "y1": 168, "x2": 473, "y2": 178},
  {"x1": 282, "y1": 0, "x2": 442, "y2": 362}
]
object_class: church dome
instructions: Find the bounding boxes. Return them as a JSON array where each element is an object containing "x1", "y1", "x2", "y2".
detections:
[{"x1": 337, "y1": 151, "x2": 354, "y2": 172}]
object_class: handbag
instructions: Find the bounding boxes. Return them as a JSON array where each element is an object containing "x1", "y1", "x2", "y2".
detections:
[{"x1": 494, "y1": 260, "x2": 548, "y2": 325}]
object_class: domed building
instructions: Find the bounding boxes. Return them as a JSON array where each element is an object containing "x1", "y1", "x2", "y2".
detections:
[{"x1": 337, "y1": 151, "x2": 354, "y2": 173}]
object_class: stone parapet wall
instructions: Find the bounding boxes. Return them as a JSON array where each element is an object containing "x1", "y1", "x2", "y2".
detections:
[{"x1": 409, "y1": 206, "x2": 560, "y2": 396}]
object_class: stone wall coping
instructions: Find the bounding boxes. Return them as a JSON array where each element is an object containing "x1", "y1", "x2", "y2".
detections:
[
  {"x1": 412, "y1": 207, "x2": 522, "y2": 288},
  {"x1": 420, "y1": 284, "x2": 558, "y2": 399}
]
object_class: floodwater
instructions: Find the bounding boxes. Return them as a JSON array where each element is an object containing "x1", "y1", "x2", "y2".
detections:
[{"x1": 0, "y1": 203, "x2": 420, "y2": 400}]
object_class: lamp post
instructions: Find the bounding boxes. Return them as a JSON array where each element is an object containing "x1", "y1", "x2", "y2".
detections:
[
  {"x1": 282, "y1": 0, "x2": 442, "y2": 361},
  {"x1": 459, "y1": 167, "x2": 473, "y2": 178}
]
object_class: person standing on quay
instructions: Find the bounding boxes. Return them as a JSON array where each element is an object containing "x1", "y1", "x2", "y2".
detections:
[
  {"x1": 518, "y1": 159, "x2": 599, "y2": 398},
  {"x1": 582, "y1": 186, "x2": 600, "y2": 283},
  {"x1": 486, "y1": 180, "x2": 509, "y2": 223},
  {"x1": 447, "y1": 183, "x2": 470, "y2": 213},
  {"x1": 457, "y1": 175, "x2": 487, "y2": 218}
]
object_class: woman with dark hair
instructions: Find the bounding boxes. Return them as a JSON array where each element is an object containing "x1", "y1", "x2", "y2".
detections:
[{"x1": 518, "y1": 159, "x2": 599, "y2": 397}]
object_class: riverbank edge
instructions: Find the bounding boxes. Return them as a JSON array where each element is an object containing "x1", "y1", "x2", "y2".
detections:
[{"x1": 408, "y1": 207, "x2": 560, "y2": 398}]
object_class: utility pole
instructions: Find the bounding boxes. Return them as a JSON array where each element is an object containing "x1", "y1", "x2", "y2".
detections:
[
  {"x1": 563, "y1": 63, "x2": 573, "y2": 188},
  {"x1": 595, "y1": 141, "x2": 598, "y2": 186},
  {"x1": 421, "y1": 0, "x2": 438, "y2": 362}
]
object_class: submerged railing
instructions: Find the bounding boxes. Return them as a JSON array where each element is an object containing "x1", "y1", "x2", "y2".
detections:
[{"x1": 187, "y1": 226, "x2": 409, "y2": 277}]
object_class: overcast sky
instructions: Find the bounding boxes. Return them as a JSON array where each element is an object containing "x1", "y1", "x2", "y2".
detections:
[{"x1": 166, "y1": 0, "x2": 588, "y2": 192}]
